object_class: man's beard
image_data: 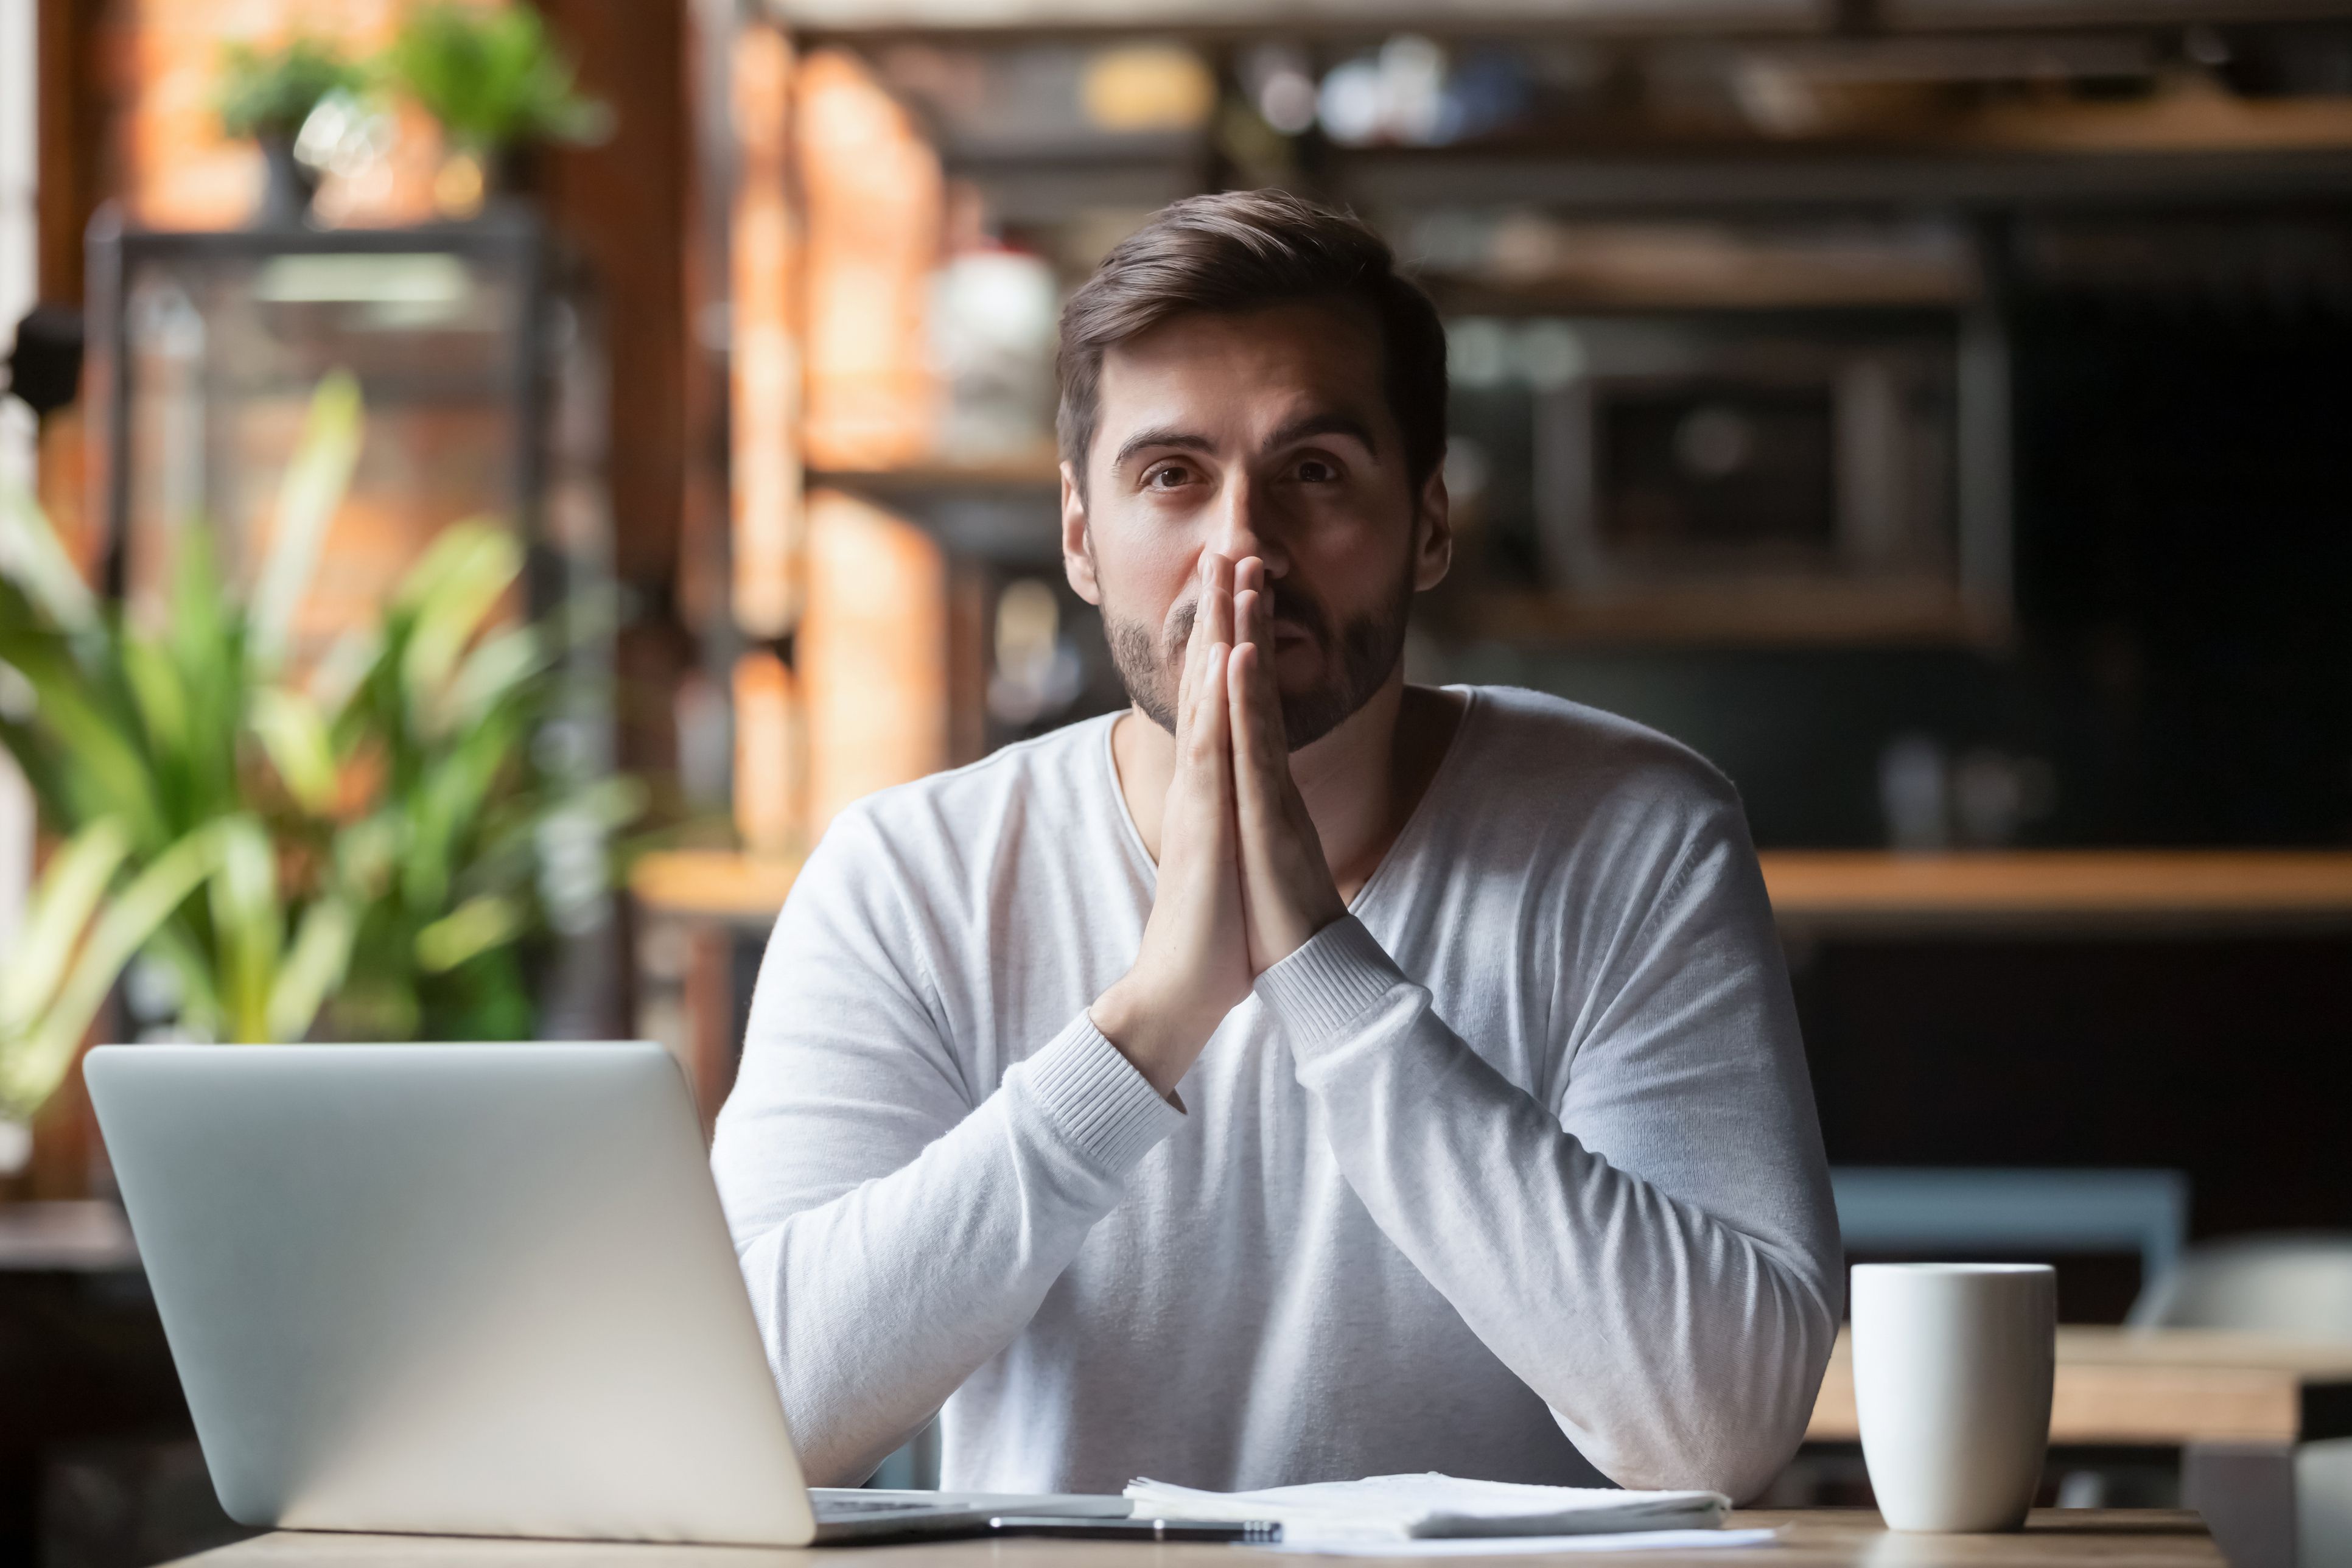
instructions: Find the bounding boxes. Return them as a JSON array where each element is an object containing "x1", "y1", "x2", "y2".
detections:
[{"x1": 1104, "y1": 567, "x2": 1413, "y2": 752}]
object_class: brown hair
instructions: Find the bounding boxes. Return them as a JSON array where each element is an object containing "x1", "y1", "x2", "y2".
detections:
[{"x1": 1055, "y1": 189, "x2": 1447, "y2": 499}]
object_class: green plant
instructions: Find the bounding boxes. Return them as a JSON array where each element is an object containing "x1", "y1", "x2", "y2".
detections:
[
  {"x1": 385, "y1": 4, "x2": 611, "y2": 155},
  {"x1": 0, "y1": 374, "x2": 638, "y2": 1123},
  {"x1": 215, "y1": 35, "x2": 368, "y2": 142}
]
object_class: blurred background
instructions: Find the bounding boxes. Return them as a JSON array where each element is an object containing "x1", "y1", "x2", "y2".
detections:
[{"x1": 4, "y1": 0, "x2": 2352, "y2": 1564}]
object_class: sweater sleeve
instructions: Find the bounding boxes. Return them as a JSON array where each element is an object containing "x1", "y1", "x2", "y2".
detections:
[
  {"x1": 1253, "y1": 802, "x2": 1841, "y2": 1502},
  {"x1": 709, "y1": 809, "x2": 1183, "y2": 1486}
]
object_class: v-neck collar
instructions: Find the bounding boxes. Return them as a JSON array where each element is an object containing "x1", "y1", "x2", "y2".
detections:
[{"x1": 1096, "y1": 686, "x2": 1483, "y2": 925}]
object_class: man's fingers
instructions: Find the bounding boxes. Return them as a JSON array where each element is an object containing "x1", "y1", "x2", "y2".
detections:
[
  {"x1": 1196, "y1": 642, "x2": 1236, "y2": 817},
  {"x1": 1231, "y1": 593, "x2": 1284, "y2": 763},
  {"x1": 1227, "y1": 640, "x2": 1283, "y2": 813},
  {"x1": 1174, "y1": 553, "x2": 1219, "y2": 737},
  {"x1": 1202, "y1": 551, "x2": 1234, "y2": 654},
  {"x1": 1234, "y1": 555, "x2": 1265, "y2": 609}
]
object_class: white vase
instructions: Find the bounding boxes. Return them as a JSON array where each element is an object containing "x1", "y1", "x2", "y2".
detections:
[{"x1": 0, "y1": 1116, "x2": 30, "y2": 1176}]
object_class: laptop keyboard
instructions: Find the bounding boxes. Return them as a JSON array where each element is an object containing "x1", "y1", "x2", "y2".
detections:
[{"x1": 814, "y1": 1496, "x2": 953, "y2": 1516}]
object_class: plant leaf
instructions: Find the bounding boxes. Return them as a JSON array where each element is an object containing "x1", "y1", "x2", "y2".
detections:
[
  {"x1": 0, "y1": 477, "x2": 97, "y2": 634},
  {"x1": 0, "y1": 819, "x2": 130, "y2": 1038},
  {"x1": 0, "y1": 630, "x2": 166, "y2": 846},
  {"x1": 441, "y1": 623, "x2": 545, "y2": 733},
  {"x1": 161, "y1": 527, "x2": 250, "y2": 818},
  {"x1": 0, "y1": 825, "x2": 222, "y2": 1120},
  {"x1": 397, "y1": 522, "x2": 522, "y2": 729},
  {"x1": 414, "y1": 894, "x2": 522, "y2": 975},
  {"x1": 121, "y1": 634, "x2": 190, "y2": 760},
  {"x1": 208, "y1": 815, "x2": 284, "y2": 1043},
  {"x1": 141, "y1": 921, "x2": 225, "y2": 1043},
  {"x1": 250, "y1": 371, "x2": 363, "y2": 672},
  {"x1": 250, "y1": 687, "x2": 340, "y2": 814},
  {"x1": 268, "y1": 895, "x2": 356, "y2": 1041}
]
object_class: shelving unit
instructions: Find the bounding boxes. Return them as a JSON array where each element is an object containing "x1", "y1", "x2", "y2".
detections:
[
  {"x1": 661, "y1": 2, "x2": 2352, "y2": 1088},
  {"x1": 703, "y1": 0, "x2": 2352, "y2": 852}
]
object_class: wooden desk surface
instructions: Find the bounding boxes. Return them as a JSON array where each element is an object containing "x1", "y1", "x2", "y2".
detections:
[
  {"x1": 1808, "y1": 1326, "x2": 2352, "y2": 1445},
  {"x1": 170, "y1": 1512, "x2": 2219, "y2": 1568}
]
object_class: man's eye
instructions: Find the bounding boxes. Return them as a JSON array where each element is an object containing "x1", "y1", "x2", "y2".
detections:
[
  {"x1": 1295, "y1": 458, "x2": 1339, "y2": 483},
  {"x1": 1144, "y1": 464, "x2": 1190, "y2": 489}
]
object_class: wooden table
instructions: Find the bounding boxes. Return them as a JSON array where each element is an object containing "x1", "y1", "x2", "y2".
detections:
[
  {"x1": 1808, "y1": 1328, "x2": 2352, "y2": 1568},
  {"x1": 166, "y1": 1513, "x2": 2219, "y2": 1568}
]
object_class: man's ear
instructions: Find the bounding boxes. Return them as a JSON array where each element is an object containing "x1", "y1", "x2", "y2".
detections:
[
  {"x1": 1412, "y1": 456, "x2": 1454, "y2": 592},
  {"x1": 1061, "y1": 460, "x2": 1102, "y2": 606}
]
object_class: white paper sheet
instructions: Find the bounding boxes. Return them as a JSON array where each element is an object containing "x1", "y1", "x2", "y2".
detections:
[
  {"x1": 1255, "y1": 1527, "x2": 1782, "y2": 1556},
  {"x1": 1126, "y1": 1474, "x2": 1729, "y2": 1540}
]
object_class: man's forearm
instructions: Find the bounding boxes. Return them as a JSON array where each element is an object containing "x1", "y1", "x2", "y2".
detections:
[
  {"x1": 719, "y1": 1015, "x2": 1180, "y2": 1484},
  {"x1": 1255, "y1": 917, "x2": 1838, "y2": 1501}
]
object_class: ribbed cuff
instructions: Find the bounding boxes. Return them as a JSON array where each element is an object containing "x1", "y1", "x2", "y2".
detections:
[
  {"x1": 1253, "y1": 915, "x2": 1409, "y2": 1060},
  {"x1": 1015, "y1": 1013, "x2": 1186, "y2": 1174}
]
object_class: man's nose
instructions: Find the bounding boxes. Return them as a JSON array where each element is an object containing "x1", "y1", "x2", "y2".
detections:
[{"x1": 1210, "y1": 475, "x2": 1287, "y2": 576}]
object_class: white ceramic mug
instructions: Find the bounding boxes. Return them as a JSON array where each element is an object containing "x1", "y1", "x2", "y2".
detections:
[{"x1": 1851, "y1": 1262, "x2": 2056, "y2": 1532}]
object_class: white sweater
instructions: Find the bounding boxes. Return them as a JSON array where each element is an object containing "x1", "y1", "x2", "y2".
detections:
[{"x1": 710, "y1": 686, "x2": 1841, "y2": 1502}]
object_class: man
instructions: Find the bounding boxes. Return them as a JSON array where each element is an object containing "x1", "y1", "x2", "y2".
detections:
[{"x1": 711, "y1": 190, "x2": 1839, "y2": 1503}]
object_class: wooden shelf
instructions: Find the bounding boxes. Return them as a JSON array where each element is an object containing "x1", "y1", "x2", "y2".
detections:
[
  {"x1": 630, "y1": 847, "x2": 2352, "y2": 931},
  {"x1": 1760, "y1": 850, "x2": 2352, "y2": 933},
  {"x1": 0, "y1": 1200, "x2": 139, "y2": 1273},
  {"x1": 772, "y1": 0, "x2": 1822, "y2": 39},
  {"x1": 808, "y1": 458, "x2": 1061, "y2": 495},
  {"x1": 1808, "y1": 1325, "x2": 2352, "y2": 1446},
  {"x1": 629, "y1": 850, "x2": 803, "y2": 923}
]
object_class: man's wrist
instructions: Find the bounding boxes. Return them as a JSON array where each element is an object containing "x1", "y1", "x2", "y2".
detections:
[{"x1": 1089, "y1": 978, "x2": 1208, "y2": 1099}]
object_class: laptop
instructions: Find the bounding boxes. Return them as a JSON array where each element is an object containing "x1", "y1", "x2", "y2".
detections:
[{"x1": 83, "y1": 1041, "x2": 1133, "y2": 1545}]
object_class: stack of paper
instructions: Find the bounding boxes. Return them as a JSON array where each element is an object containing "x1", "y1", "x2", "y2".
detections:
[{"x1": 1124, "y1": 1474, "x2": 1732, "y2": 1541}]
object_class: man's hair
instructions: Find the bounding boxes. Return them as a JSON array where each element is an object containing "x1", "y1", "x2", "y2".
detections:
[{"x1": 1055, "y1": 189, "x2": 1447, "y2": 499}]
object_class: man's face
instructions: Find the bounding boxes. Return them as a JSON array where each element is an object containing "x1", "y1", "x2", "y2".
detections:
[{"x1": 1060, "y1": 301, "x2": 1451, "y2": 751}]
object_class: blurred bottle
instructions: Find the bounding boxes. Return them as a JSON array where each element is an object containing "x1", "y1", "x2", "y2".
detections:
[
  {"x1": 987, "y1": 578, "x2": 1084, "y2": 727},
  {"x1": 1879, "y1": 732, "x2": 1950, "y2": 852},
  {"x1": 1953, "y1": 748, "x2": 2059, "y2": 849},
  {"x1": 1880, "y1": 733, "x2": 2058, "y2": 850},
  {"x1": 929, "y1": 205, "x2": 1059, "y2": 464}
]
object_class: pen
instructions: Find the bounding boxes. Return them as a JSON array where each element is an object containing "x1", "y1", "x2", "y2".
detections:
[{"x1": 984, "y1": 1516, "x2": 1284, "y2": 1543}]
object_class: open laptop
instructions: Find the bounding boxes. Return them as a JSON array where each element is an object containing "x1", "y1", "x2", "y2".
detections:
[{"x1": 83, "y1": 1041, "x2": 1133, "y2": 1545}]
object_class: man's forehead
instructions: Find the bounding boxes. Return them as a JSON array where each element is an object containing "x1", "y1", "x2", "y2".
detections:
[{"x1": 1095, "y1": 302, "x2": 1388, "y2": 444}]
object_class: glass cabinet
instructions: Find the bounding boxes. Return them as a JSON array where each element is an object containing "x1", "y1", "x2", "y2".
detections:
[{"x1": 84, "y1": 208, "x2": 609, "y2": 663}]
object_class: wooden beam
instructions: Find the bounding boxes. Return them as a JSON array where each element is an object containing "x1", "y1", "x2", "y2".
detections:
[{"x1": 33, "y1": 0, "x2": 101, "y2": 306}]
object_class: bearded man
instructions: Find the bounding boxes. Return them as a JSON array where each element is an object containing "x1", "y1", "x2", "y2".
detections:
[{"x1": 711, "y1": 190, "x2": 1839, "y2": 1502}]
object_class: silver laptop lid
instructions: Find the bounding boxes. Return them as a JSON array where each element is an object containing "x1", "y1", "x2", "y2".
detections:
[{"x1": 85, "y1": 1042, "x2": 819, "y2": 1547}]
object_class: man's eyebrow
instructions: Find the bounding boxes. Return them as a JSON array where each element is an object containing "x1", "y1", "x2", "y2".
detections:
[
  {"x1": 1265, "y1": 411, "x2": 1378, "y2": 454},
  {"x1": 1111, "y1": 427, "x2": 1215, "y2": 472}
]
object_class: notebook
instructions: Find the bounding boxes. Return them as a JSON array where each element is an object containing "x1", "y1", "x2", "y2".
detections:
[{"x1": 1124, "y1": 1474, "x2": 1731, "y2": 1541}]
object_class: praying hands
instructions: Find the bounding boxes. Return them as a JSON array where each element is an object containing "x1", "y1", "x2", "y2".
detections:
[{"x1": 1088, "y1": 550, "x2": 1349, "y2": 1097}]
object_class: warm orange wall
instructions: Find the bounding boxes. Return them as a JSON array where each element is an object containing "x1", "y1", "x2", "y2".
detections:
[
  {"x1": 103, "y1": 0, "x2": 447, "y2": 229},
  {"x1": 797, "y1": 487, "x2": 947, "y2": 839},
  {"x1": 796, "y1": 48, "x2": 939, "y2": 471}
]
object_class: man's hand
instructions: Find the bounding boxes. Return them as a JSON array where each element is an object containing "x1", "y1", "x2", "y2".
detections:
[
  {"x1": 1090, "y1": 554, "x2": 1254, "y2": 1097},
  {"x1": 1228, "y1": 556, "x2": 1348, "y2": 973}
]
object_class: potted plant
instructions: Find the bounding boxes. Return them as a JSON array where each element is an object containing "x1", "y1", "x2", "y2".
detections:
[
  {"x1": 385, "y1": 4, "x2": 612, "y2": 215},
  {"x1": 0, "y1": 374, "x2": 639, "y2": 1168},
  {"x1": 214, "y1": 35, "x2": 368, "y2": 225}
]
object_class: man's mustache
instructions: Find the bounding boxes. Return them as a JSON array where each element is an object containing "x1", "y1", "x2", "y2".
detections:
[{"x1": 1164, "y1": 586, "x2": 1331, "y2": 662}]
